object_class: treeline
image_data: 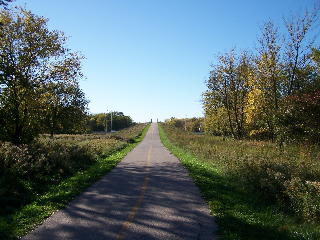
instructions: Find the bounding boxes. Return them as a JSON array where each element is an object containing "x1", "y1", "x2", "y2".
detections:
[
  {"x1": 87, "y1": 112, "x2": 134, "y2": 132},
  {"x1": 0, "y1": 7, "x2": 88, "y2": 144},
  {"x1": 203, "y1": 9, "x2": 320, "y2": 143},
  {"x1": 164, "y1": 117, "x2": 203, "y2": 132}
]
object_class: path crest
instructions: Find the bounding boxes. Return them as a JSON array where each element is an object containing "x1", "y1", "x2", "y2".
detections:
[{"x1": 23, "y1": 123, "x2": 216, "y2": 240}]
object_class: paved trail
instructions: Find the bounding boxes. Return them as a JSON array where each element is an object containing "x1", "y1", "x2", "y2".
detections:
[{"x1": 23, "y1": 123, "x2": 216, "y2": 240}]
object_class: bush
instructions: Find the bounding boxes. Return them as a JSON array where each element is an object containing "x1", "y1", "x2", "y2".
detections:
[
  {"x1": 285, "y1": 178, "x2": 320, "y2": 221},
  {"x1": 165, "y1": 117, "x2": 204, "y2": 133},
  {"x1": 278, "y1": 91, "x2": 320, "y2": 144}
]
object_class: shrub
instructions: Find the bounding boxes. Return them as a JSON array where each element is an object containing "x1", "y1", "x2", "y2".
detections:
[{"x1": 285, "y1": 178, "x2": 320, "y2": 221}]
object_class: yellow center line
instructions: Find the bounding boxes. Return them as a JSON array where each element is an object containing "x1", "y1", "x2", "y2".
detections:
[{"x1": 116, "y1": 143, "x2": 153, "y2": 240}]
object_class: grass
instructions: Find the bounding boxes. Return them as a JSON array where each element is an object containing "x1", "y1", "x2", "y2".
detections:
[
  {"x1": 158, "y1": 123, "x2": 320, "y2": 240},
  {"x1": 0, "y1": 124, "x2": 150, "y2": 240}
]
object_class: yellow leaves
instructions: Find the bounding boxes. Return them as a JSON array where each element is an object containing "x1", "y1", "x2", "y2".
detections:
[
  {"x1": 244, "y1": 88, "x2": 262, "y2": 124},
  {"x1": 204, "y1": 107, "x2": 229, "y2": 135},
  {"x1": 249, "y1": 129, "x2": 266, "y2": 137}
]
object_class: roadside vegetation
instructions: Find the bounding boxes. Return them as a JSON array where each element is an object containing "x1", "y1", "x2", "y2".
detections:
[
  {"x1": 0, "y1": 123, "x2": 149, "y2": 239},
  {"x1": 159, "y1": 124, "x2": 320, "y2": 240},
  {"x1": 160, "y1": 5, "x2": 320, "y2": 239}
]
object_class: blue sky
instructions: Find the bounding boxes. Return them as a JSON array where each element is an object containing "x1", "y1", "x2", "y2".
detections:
[{"x1": 14, "y1": 0, "x2": 316, "y2": 122}]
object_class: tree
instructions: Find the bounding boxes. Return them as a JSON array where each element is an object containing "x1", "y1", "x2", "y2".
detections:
[
  {"x1": 0, "y1": 0, "x2": 13, "y2": 8},
  {"x1": 87, "y1": 113, "x2": 106, "y2": 132},
  {"x1": 283, "y1": 9, "x2": 318, "y2": 95},
  {"x1": 203, "y1": 7, "x2": 320, "y2": 143},
  {"x1": 0, "y1": 8, "x2": 87, "y2": 143},
  {"x1": 203, "y1": 107, "x2": 229, "y2": 136},
  {"x1": 165, "y1": 117, "x2": 184, "y2": 129},
  {"x1": 40, "y1": 52, "x2": 88, "y2": 136},
  {"x1": 105, "y1": 112, "x2": 133, "y2": 131},
  {"x1": 275, "y1": 9, "x2": 319, "y2": 143},
  {"x1": 251, "y1": 21, "x2": 283, "y2": 139},
  {"x1": 203, "y1": 50, "x2": 251, "y2": 139},
  {"x1": 87, "y1": 112, "x2": 133, "y2": 132},
  {"x1": 278, "y1": 48, "x2": 320, "y2": 143},
  {"x1": 165, "y1": 117, "x2": 203, "y2": 132},
  {"x1": 185, "y1": 117, "x2": 203, "y2": 132},
  {"x1": 42, "y1": 81, "x2": 88, "y2": 136}
]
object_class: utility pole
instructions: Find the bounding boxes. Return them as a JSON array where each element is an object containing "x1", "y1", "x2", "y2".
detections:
[
  {"x1": 105, "y1": 111, "x2": 108, "y2": 133},
  {"x1": 110, "y1": 111, "x2": 113, "y2": 132}
]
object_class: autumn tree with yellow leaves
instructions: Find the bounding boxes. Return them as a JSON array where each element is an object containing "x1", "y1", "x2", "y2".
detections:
[
  {"x1": 203, "y1": 8, "x2": 320, "y2": 142},
  {"x1": 203, "y1": 50, "x2": 253, "y2": 139}
]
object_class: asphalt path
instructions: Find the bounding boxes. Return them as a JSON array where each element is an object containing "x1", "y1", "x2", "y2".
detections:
[{"x1": 23, "y1": 123, "x2": 216, "y2": 240}]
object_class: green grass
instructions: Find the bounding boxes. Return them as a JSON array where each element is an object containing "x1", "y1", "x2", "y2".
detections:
[
  {"x1": 158, "y1": 123, "x2": 320, "y2": 240},
  {"x1": 0, "y1": 124, "x2": 150, "y2": 240}
]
